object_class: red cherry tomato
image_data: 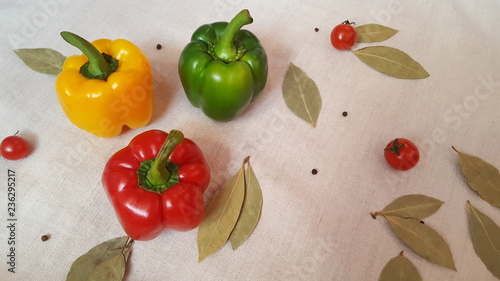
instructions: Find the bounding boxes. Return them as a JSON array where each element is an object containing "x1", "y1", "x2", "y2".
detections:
[
  {"x1": 384, "y1": 138, "x2": 419, "y2": 171},
  {"x1": 1, "y1": 134, "x2": 30, "y2": 160},
  {"x1": 330, "y1": 20, "x2": 357, "y2": 50}
]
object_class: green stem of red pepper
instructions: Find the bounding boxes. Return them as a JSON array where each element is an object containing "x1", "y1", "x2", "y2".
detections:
[
  {"x1": 213, "y1": 9, "x2": 253, "y2": 62},
  {"x1": 138, "y1": 130, "x2": 184, "y2": 194},
  {"x1": 60, "y1": 31, "x2": 118, "y2": 80}
]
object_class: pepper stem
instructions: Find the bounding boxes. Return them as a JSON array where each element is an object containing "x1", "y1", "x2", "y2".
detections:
[
  {"x1": 213, "y1": 9, "x2": 253, "y2": 62},
  {"x1": 60, "y1": 31, "x2": 117, "y2": 80},
  {"x1": 146, "y1": 130, "x2": 184, "y2": 187}
]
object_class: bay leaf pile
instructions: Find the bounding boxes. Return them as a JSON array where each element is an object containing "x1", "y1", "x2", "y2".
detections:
[
  {"x1": 372, "y1": 194, "x2": 456, "y2": 271},
  {"x1": 353, "y1": 23, "x2": 430, "y2": 79},
  {"x1": 198, "y1": 156, "x2": 263, "y2": 262},
  {"x1": 454, "y1": 147, "x2": 500, "y2": 279}
]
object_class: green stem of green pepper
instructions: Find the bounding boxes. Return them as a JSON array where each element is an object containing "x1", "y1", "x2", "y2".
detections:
[
  {"x1": 145, "y1": 130, "x2": 184, "y2": 188},
  {"x1": 60, "y1": 31, "x2": 118, "y2": 80},
  {"x1": 213, "y1": 9, "x2": 253, "y2": 62}
]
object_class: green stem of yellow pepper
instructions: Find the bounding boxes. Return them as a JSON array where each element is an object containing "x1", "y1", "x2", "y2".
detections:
[
  {"x1": 60, "y1": 31, "x2": 118, "y2": 80},
  {"x1": 213, "y1": 9, "x2": 253, "y2": 62}
]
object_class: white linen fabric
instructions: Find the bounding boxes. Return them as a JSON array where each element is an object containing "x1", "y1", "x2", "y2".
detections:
[{"x1": 1, "y1": 0, "x2": 499, "y2": 280}]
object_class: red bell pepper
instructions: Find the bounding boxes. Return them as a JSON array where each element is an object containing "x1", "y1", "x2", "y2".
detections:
[{"x1": 102, "y1": 129, "x2": 210, "y2": 241}]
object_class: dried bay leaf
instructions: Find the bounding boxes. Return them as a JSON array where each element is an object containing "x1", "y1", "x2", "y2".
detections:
[
  {"x1": 381, "y1": 194, "x2": 444, "y2": 220},
  {"x1": 88, "y1": 255, "x2": 126, "y2": 281},
  {"x1": 198, "y1": 157, "x2": 264, "y2": 261},
  {"x1": 14, "y1": 48, "x2": 66, "y2": 75},
  {"x1": 282, "y1": 63, "x2": 322, "y2": 127},
  {"x1": 453, "y1": 147, "x2": 500, "y2": 207},
  {"x1": 467, "y1": 201, "x2": 500, "y2": 279},
  {"x1": 66, "y1": 236, "x2": 133, "y2": 281},
  {"x1": 379, "y1": 251, "x2": 422, "y2": 281},
  {"x1": 198, "y1": 161, "x2": 246, "y2": 262},
  {"x1": 356, "y1": 24, "x2": 398, "y2": 43},
  {"x1": 229, "y1": 157, "x2": 263, "y2": 250},
  {"x1": 352, "y1": 46, "x2": 429, "y2": 79},
  {"x1": 384, "y1": 215, "x2": 456, "y2": 270}
]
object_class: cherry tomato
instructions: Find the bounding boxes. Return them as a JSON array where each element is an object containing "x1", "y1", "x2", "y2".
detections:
[
  {"x1": 330, "y1": 20, "x2": 357, "y2": 50},
  {"x1": 1, "y1": 134, "x2": 30, "y2": 160},
  {"x1": 384, "y1": 138, "x2": 419, "y2": 171}
]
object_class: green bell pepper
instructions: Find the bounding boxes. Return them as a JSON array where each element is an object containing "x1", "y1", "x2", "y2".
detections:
[{"x1": 178, "y1": 9, "x2": 268, "y2": 122}]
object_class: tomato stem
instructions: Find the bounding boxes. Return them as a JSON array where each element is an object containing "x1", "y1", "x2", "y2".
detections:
[{"x1": 384, "y1": 138, "x2": 404, "y2": 156}]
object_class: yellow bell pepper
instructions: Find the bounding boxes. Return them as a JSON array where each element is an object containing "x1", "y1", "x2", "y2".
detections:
[{"x1": 55, "y1": 32, "x2": 154, "y2": 138}]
